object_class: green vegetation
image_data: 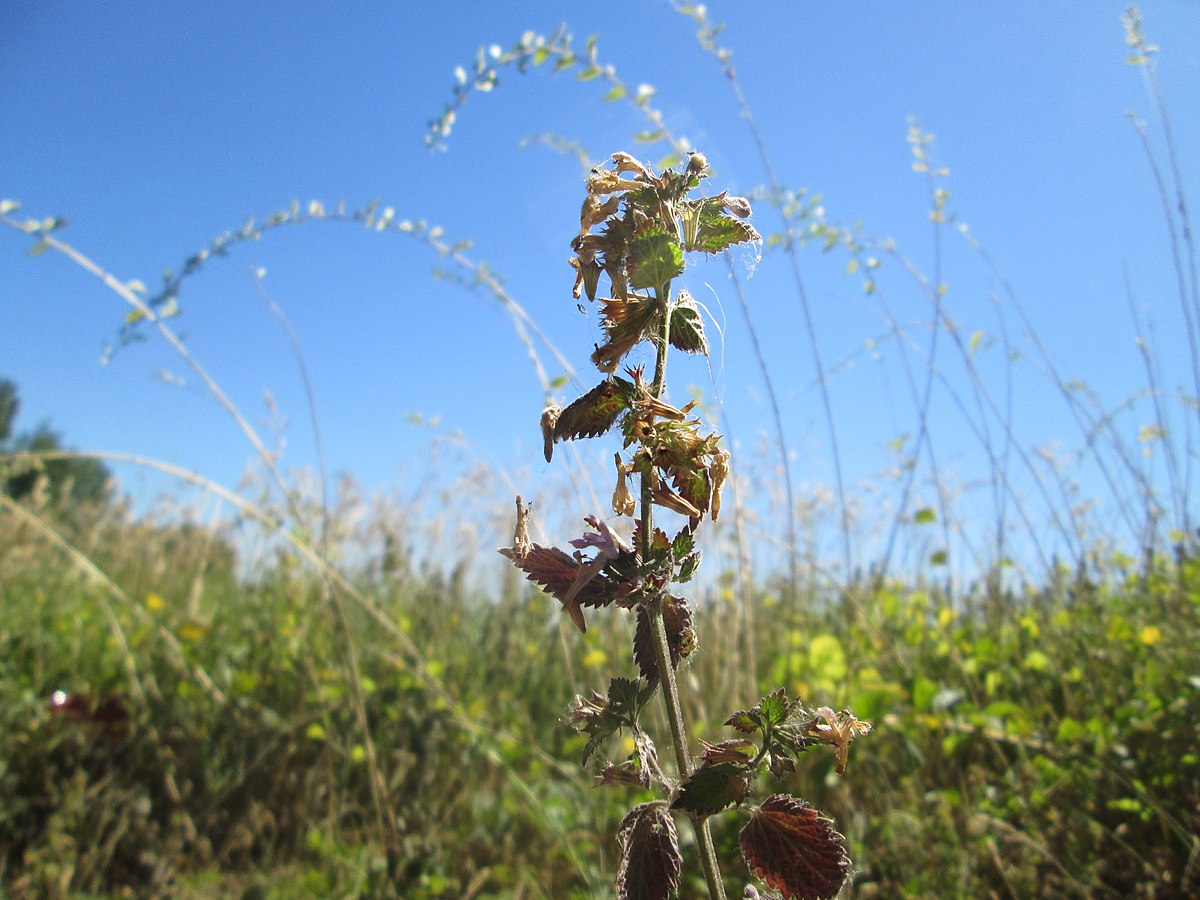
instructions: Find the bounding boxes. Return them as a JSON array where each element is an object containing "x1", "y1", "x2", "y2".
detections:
[
  {"x1": 1, "y1": 497, "x2": 1196, "y2": 896},
  {"x1": 2, "y1": 6, "x2": 1198, "y2": 898}
]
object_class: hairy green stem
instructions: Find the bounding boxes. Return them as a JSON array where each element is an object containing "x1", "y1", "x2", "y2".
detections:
[{"x1": 641, "y1": 282, "x2": 727, "y2": 900}]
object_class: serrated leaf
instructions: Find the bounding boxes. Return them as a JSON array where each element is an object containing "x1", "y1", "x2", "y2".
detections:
[
  {"x1": 725, "y1": 688, "x2": 800, "y2": 737},
  {"x1": 629, "y1": 232, "x2": 684, "y2": 290},
  {"x1": 758, "y1": 688, "x2": 791, "y2": 729},
  {"x1": 616, "y1": 802, "x2": 681, "y2": 900},
  {"x1": 676, "y1": 551, "x2": 700, "y2": 584},
  {"x1": 554, "y1": 378, "x2": 635, "y2": 443},
  {"x1": 740, "y1": 795, "x2": 850, "y2": 900},
  {"x1": 670, "y1": 526, "x2": 695, "y2": 559},
  {"x1": 633, "y1": 596, "x2": 693, "y2": 684},
  {"x1": 669, "y1": 293, "x2": 707, "y2": 355},
  {"x1": 671, "y1": 763, "x2": 751, "y2": 815},
  {"x1": 513, "y1": 544, "x2": 614, "y2": 632},
  {"x1": 593, "y1": 296, "x2": 659, "y2": 372},
  {"x1": 725, "y1": 709, "x2": 759, "y2": 734},
  {"x1": 690, "y1": 212, "x2": 761, "y2": 254},
  {"x1": 571, "y1": 676, "x2": 648, "y2": 765}
]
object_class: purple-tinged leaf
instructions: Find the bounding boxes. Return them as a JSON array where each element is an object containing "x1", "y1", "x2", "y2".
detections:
[
  {"x1": 740, "y1": 795, "x2": 849, "y2": 900},
  {"x1": 698, "y1": 739, "x2": 758, "y2": 766},
  {"x1": 633, "y1": 596, "x2": 693, "y2": 684},
  {"x1": 671, "y1": 762, "x2": 751, "y2": 816},
  {"x1": 616, "y1": 801, "x2": 681, "y2": 900},
  {"x1": 515, "y1": 544, "x2": 612, "y2": 632}
]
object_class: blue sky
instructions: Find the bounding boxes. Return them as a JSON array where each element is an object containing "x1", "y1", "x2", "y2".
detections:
[{"x1": 3, "y1": 2, "x2": 1198, "y2": 578}]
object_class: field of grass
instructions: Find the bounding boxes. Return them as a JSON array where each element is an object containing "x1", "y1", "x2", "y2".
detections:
[
  {"x1": 1, "y1": 483, "x2": 1197, "y2": 897},
  {"x1": 3, "y1": 7, "x2": 1200, "y2": 898}
]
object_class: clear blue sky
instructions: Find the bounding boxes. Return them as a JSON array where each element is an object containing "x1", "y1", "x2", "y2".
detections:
[{"x1": 3, "y1": 2, "x2": 1198, "y2": 578}]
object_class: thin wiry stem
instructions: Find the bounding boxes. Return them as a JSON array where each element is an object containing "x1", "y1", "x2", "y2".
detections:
[
  {"x1": 641, "y1": 281, "x2": 726, "y2": 900},
  {"x1": 253, "y1": 271, "x2": 332, "y2": 551},
  {"x1": 685, "y1": 6, "x2": 851, "y2": 584}
]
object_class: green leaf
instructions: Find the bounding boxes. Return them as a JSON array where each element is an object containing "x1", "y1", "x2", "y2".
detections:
[
  {"x1": 602, "y1": 84, "x2": 626, "y2": 102},
  {"x1": 725, "y1": 709, "x2": 759, "y2": 734},
  {"x1": 669, "y1": 291, "x2": 707, "y2": 355},
  {"x1": 633, "y1": 130, "x2": 665, "y2": 144},
  {"x1": 26, "y1": 239, "x2": 49, "y2": 257},
  {"x1": 671, "y1": 763, "x2": 750, "y2": 815},
  {"x1": 969, "y1": 329, "x2": 984, "y2": 354},
  {"x1": 671, "y1": 527, "x2": 696, "y2": 560},
  {"x1": 554, "y1": 377, "x2": 635, "y2": 443},
  {"x1": 676, "y1": 551, "x2": 700, "y2": 584},
  {"x1": 628, "y1": 232, "x2": 683, "y2": 290},
  {"x1": 724, "y1": 688, "x2": 800, "y2": 737},
  {"x1": 914, "y1": 507, "x2": 936, "y2": 524},
  {"x1": 576, "y1": 65, "x2": 602, "y2": 81},
  {"x1": 758, "y1": 688, "x2": 791, "y2": 729},
  {"x1": 572, "y1": 676, "x2": 649, "y2": 765},
  {"x1": 688, "y1": 210, "x2": 760, "y2": 254}
]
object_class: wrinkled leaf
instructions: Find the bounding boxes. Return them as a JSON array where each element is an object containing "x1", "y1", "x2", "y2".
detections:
[
  {"x1": 633, "y1": 596, "x2": 693, "y2": 684},
  {"x1": 555, "y1": 378, "x2": 635, "y2": 443},
  {"x1": 593, "y1": 296, "x2": 659, "y2": 372},
  {"x1": 691, "y1": 211, "x2": 760, "y2": 254},
  {"x1": 669, "y1": 291, "x2": 707, "y2": 355},
  {"x1": 616, "y1": 801, "x2": 681, "y2": 900},
  {"x1": 512, "y1": 544, "x2": 615, "y2": 632},
  {"x1": 629, "y1": 231, "x2": 683, "y2": 290},
  {"x1": 671, "y1": 763, "x2": 751, "y2": 816},
  {"x1": 740, "y1": 795, "x2": 850, "y2": 900},
  {"x1": 571, "y1": 677, "x2": 649, "y2": 765}
]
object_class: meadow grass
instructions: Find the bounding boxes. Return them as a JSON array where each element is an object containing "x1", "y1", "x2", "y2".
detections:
[{"x1": 1, "y1": 481, "x2": 1196, "y2": 897}]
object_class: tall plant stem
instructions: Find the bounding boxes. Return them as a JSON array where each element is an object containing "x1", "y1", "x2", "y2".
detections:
[{"x1": 641, "y1": 282, "x2": 727, "y2": 900}]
